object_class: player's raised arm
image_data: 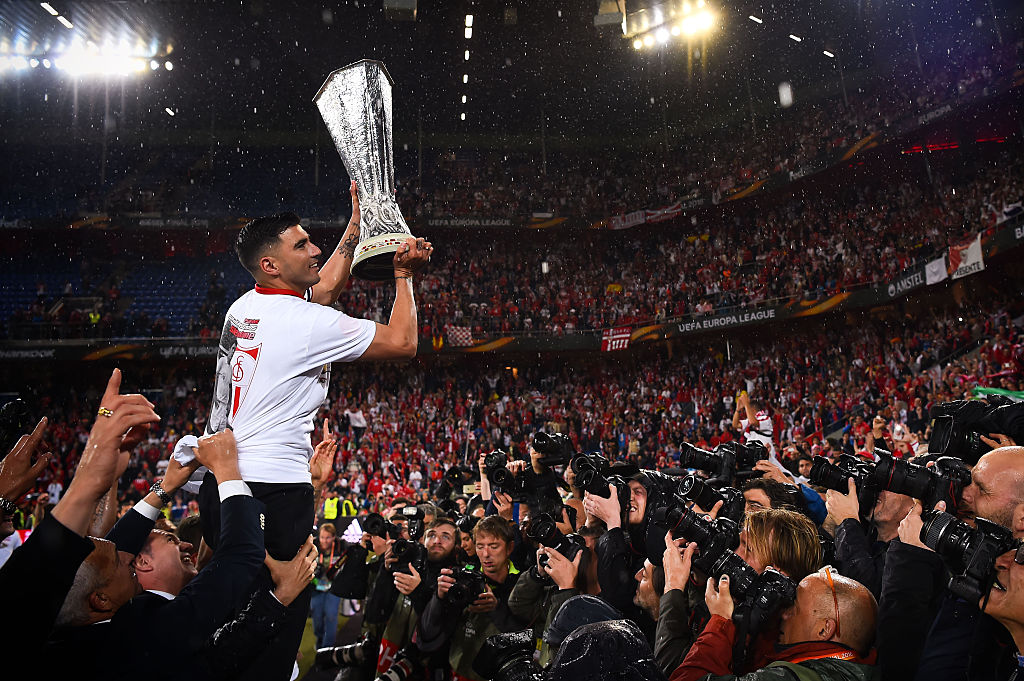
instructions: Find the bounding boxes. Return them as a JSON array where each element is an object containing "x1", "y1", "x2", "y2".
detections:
[
  {"x1": 358, "y1": 237, "x2": 433, "y2": 361},
  {"x1": 309, "y1": 180, "x2": 362, "y2": 306}
]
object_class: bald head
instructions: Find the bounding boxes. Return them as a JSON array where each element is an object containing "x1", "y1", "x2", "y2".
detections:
[
  {"x1": 961, "y1": 446, "x2": 1024, "y2": 536},
  {"x1": 780, "y1": 570, "x2": 878, "y2": 655}
]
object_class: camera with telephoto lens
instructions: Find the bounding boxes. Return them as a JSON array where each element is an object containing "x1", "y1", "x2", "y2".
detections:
[
  {"x1": 930, "y1": 396, "x2": 1024, "y2": 465},
  {"x1": 677, "y1": 475, "x2": 746, "y2": 524},
  {"x1": 472, "y1": 629, "x2": 544, "y2": 681},
  {"x1": 363, "y1": 513, "x2": 403, "y2": 542},
  {"x1": 921, "y1": 510, "x2": 1019, "y2": 605},
  {"x1": 531, "y1": 431, "x2": 575, "y2": 467},
  {"x1": 809, "y1": 454, "x2": 882, "y2": 515},
  {"x1": 315, "y1": 635, "x2": 377, "y2": 670},
  {"x1": 679, "y1": 441, "x2": 768, "y2": 483},
  {"x1": 527, "y1": 512, "x2": 585, "y2": 569},
  {"x1": 390, "y1": 538, "x2": 427, "y2": 575},
  {"x1": 484, "y1": 450, "x2": 533, "y2": 501},
  {"x1": 445, "y1": 565, "x2": 489, "y2": 610},
  {"x1": 649, "y1": 501, "x2": 797, "y2": 625},
  {"x1": 455, "y1": 513, "x2": 479, "y2": 535},
  {"x1": 376, "y1": 648, "x2": 421, "y2": 681},
  {"x1": 569, "y1": 453, "x2": 613, "y2": 496},
  {"x1": 0, "y1": 398, "x2": 29, "y2": 460},
  {"x1": 868, "y1": 450, "x2": 972, "y2": 513}
]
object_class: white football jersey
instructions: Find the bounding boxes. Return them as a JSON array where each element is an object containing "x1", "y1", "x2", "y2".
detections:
[{"x1": 207, "y1": 286, "x2": 376, "y2": 483}]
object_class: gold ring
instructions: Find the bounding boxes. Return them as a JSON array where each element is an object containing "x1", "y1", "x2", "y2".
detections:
[{"x1": 97, "y1": 407, "x2": 114, "y2": 418}]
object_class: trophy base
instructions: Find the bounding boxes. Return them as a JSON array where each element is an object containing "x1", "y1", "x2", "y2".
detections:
[{"x1": 350, "y1": 233, "x2": 412, "y2": 281}]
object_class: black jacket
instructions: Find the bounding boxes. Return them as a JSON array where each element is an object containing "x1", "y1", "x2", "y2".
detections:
[
  {"x1": 877, "y1": 539, "x2": 953, "y2": 680},
  {"x1": 109, "y1": 494, "x2": 266, "y2": 680},
  {"x1": 204, "y1": 588, "x2": 290, "y2": 681},
  {"x1": 0, "y1": 514, "x2": 95, "y2": 655},
  {"x1": 834, "y1": 518, "x2": 891, "y2": 600}
]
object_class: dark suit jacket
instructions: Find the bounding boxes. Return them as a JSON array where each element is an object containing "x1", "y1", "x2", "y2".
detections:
[
  {"x1": 0, "y1": 514, "x2": 94, "y2": 655},
  {"x1": 42, "y1": 507, "x2": 160, "y2": 679},
  {"x1": 110, "y1": 494, "x2": 265, "y2": 680}
]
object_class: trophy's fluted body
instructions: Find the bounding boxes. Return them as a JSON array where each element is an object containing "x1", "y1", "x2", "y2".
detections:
[{"x1": 314, "y1": 60, "x2": 413, "y2": 281}]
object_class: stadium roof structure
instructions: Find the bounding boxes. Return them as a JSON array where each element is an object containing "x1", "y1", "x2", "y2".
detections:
[{"x1": 0, "y1": 0, "x2": 1018, "y2": 143}]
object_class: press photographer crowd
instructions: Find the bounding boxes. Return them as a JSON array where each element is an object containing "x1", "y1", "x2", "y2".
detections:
[{"x1": 1, "y1": 315, "x2": 1023, "y2": 680}]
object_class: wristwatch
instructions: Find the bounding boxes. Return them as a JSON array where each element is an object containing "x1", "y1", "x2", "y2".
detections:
[{"x1": 149, "y1": 480, "x2": 172, "y2": 506}]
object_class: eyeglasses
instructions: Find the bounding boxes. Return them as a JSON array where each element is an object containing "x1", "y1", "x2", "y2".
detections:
[{"x1": 819, "y1": 566, "x2": 841, "y2": 637}]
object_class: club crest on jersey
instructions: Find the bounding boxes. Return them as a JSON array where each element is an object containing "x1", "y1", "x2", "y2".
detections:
[{"x1": 230, "y1": 344, "x2": 261, "y2": 417}]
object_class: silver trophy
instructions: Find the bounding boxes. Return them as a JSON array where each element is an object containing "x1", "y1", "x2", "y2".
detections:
[{"x1": 314, "y1": 60, "x2": 415, "y2": 281}]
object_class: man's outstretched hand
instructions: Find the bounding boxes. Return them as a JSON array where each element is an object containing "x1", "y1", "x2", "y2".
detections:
[
  {"x1": 53, "y1": 369, "x2": 161, "y2": 536},
  {"x1": 0, "y1": 417, "x2": 51, "y2": 502}
]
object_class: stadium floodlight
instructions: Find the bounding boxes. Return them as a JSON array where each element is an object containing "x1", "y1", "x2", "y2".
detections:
[
  {"x1": 464, "y1": 50, "x2": 469, "y2": 60},
  {"x1": 164, "y1": 60, "x2": 173, "y2": 70},
  {"x1": 461, "y1": 95, "x2": 466, "y2": 103},
  {"x1": 56, "y1": 15, "x2": 73, "y2": 29},
  {"x1": 643, "y1": 34, "x2": 655, "y2": 46},
  {"x1": 464, "y1": 26, "x2": 472, "y2": 39},
  {"x1": 165, "y1": 107, "x2": 175, "y2": 116},
  {"x1": 465, "y1": 14, "x2": 473, "y2": 27},
  {"x1": 633, "y1": 38, "x2": 643, "y2": 49},
  {"x1": 460, "y1": 112, "x2": 466, "y2": 120},
  {"x1": 788, "y1": 34, "x2": 801, "y2": 42},
  {"x1": 40, "y1": 2, "x2": 58, "y2": 16},
  {"x1": 29, "y1": 58, "x2": 39, "y2": 68},
  {"x1": 823, "y1": 50, "x2": 835, "y2": 58},
  {"x1": 42, "y1": 58, "x2": 51, "y2": 68},
  {"x1": 748, "y1": 15, "x2": 763, "y2": 23},
  {"x1": 656, "y1": 27, "x2": 669, "y2": 43},
  {"x1": 696, "y1": 11, "x2": 713, "y2": 30},
  {"x1": 462, "y1": 73, "x2": 468, "y2": 83},
  {"x1": 150, "y1": 59, "x2": 159, "y2": 69},
  {"x1": 671, "y1": 25, "x2": 682, "y2": 36}
]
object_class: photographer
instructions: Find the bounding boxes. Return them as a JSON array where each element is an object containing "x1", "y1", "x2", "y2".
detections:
[
  {"x1": 982, "y1": 545, "x2": 1024, "y2": 679},
  {"x1": 373, "y1": 517, "x2": 460, "y2": 679},
  {"x1": 311, "y1": 522, "x2": 347, "y2": 648},
  {"x1": 670, "y1": 568, "x2": 879, "y2": 681},
  {"x1": 826, "y1": 479, "x2": 914, "y2": 599},
  {"x1": 879, "y1": 445, "x2": 1024, "y2": 681},
  {"x1": 655, "y1": 508, "x2": 822, "y2": 677},
  {"x1": 583, "y1": 471, "x2": 657, "y2": 626},
  {"x1": 507, "y1": 524, "x2": 603, "y2": 665},
  {"x1": 417, "y1": 515, "x2": 526, "y2": 681}
]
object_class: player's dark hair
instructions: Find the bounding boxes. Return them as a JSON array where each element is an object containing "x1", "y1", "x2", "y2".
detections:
[{"x1": 235, "y1": 212, "x2": 301, "y2": 276}]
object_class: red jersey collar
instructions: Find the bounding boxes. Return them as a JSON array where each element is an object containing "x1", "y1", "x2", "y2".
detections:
[{"x1": 254, "y1": 285, "x2": 304, "y2": 299}]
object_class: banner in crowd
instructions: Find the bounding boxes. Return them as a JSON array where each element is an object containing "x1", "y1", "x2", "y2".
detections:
[
  {"x1": 601, "y1": 327, "x2": 632, "y2": 351},
  {"x1": 949, "y1": 234, "x2": 985, "y2": 280},
  {"x1": 445, "y1": 325, "x2": 474, "y2": 347}
]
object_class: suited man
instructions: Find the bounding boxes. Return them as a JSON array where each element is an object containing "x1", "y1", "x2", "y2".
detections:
[{"x1": 109, "y1": 429, "x2": 266, "y2": 680}]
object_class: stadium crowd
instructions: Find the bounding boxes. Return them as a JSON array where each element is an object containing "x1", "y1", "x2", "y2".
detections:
[
  {"x1": 1, "y1": 288, "x2": 1022, "y2": 680},
  {"x1": 5, "y1": 149, "x2": 1022, "y2": 342}
]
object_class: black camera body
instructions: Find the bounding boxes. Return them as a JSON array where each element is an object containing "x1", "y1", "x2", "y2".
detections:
[
  {"x1": 921, "y1": 510, "x2": 1017, "y2": 605},
  {"x1": 390, "y1": 538, "x2": 427, "y2": 575},
  {"x1": 484, "y1": 450, "x2": 532, "y2": 502},
  {"x1": 432, "y1": 465, "x2": 472, "y2": 502},
  {"x1": 677, "y1": 475, "x2": 746, "y2": 524},
  {"x1": 809, "y1": 454, "x2": 882, "y2": 517},
  {"x1": 446, "y1": 566, "x2": 488, "y2": 610},
  {"x1": 0, "y1": 398, "x2": 29, "y2": 459},
  {"x1": 531, "y1": 431, "x2": 575, "y2": 466},
  {"x1": 649, "y1": 502, "x2": 740, "y2": 567},
  {"x1": 527, "y1": 512, "x2": 585, "y2": 570},
  {"x1": 930, "y1": 396, "x2": 1024, "y2": 464},
  {"x1": 362, "y1": 512, "x2": 403, "y2": 542},
  {"x1": 679, "y1": 440, "x2": 768, "y2": 484},
  {"x1": 869, "y1": 450, "x2": 971, "y2": 513},
  {"x1": 569, "y1": 453, "x2": 631, "y2": 514}
]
